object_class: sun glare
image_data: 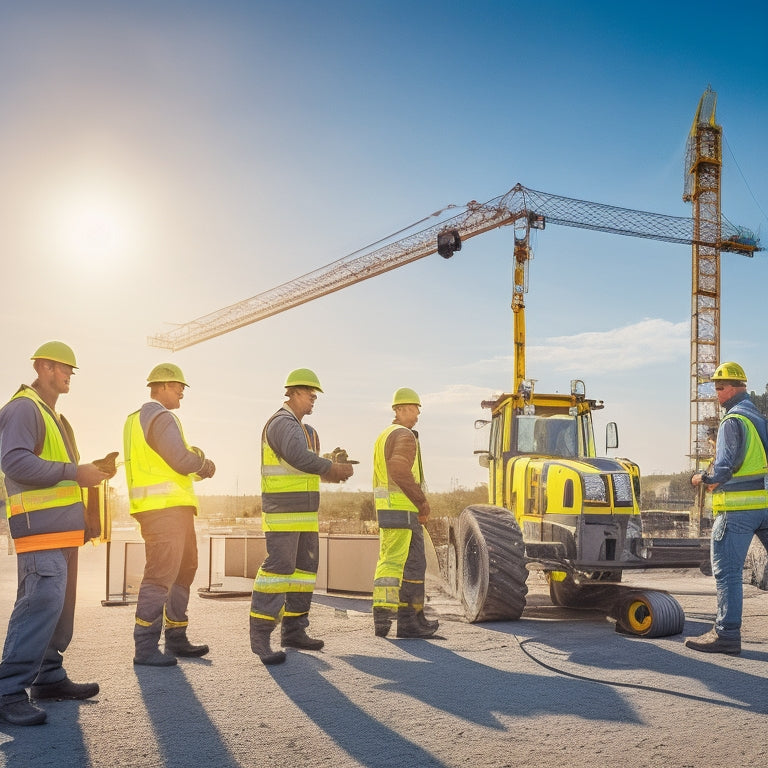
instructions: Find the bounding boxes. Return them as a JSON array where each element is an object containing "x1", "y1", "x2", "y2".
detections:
[{"x1": 43, "y1": 181, "x2": 138, "y2": 270}]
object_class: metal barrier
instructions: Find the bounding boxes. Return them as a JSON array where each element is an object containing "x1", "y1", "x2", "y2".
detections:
[{"x1": 199, "y1": 533, "x2": 380, "y2": 598}]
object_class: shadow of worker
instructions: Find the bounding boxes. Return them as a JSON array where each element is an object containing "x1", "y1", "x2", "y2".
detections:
[{"x1": 134, "y1": 662, "x2": 240, "y2": 768}]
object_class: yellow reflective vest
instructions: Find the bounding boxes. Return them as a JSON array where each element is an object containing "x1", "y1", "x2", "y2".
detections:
[
  {"x1": 712, "y1": 413, "x2": 768, "y2": 514},
  {"x1": 123, "y1": 408, "x2": 198, "y2": 515},
  {"x1": 4, "y1": 387, "x2": 85, "y2": 552},
  {"x1": 373, "y1": 424, "x2": 423, "y2": 528},
  {"x1": 260, "y1": 410, "x2": 321, "y2": 532}
]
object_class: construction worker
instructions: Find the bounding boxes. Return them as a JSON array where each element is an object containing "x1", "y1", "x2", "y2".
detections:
[
  {"x1": 686, "y1": 362, "x2": 768, "y2": 655},
  {"x1": 0, "y1": 342, "x2": 114, "y2": 726},
  {"x1": 124, "y1": 363, "x2": 216, "y2": 667},
  {"x1": 250, "y1": 369, "x2": 353, "y2": 665},
  {"x1": 372, "y1": 388, "x2": 438, "y2": 639}
]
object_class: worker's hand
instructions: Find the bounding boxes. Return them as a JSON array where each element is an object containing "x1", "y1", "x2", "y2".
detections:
[
  {"x1": 92, "y1": 451, "x2": 119, "y2": 478},
  {"x1": 691, "y1": 472, "x2": 704, "y2": 487},
  {"x1": 76, "y1": 463, "x2": 111, "y2": 487},
  {"x1": 322, "y1": 462, "x2": 353, "y2": 483},
  {"x1": 196, "y1": 458, "x2": 216, "y2": 480},
  {"x1": 417, "y1": 501, "x2": 431, "y2": 525}
]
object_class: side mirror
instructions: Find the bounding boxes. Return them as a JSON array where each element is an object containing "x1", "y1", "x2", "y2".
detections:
[
  {"x1": 477, "y1": 453, "x2": 490, "y2": 469},
  {"x1": 606, "y1": 422, "x2": 619, "y2": 450}
]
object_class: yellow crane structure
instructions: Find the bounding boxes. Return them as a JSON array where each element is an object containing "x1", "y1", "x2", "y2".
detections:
[{"x1": 149, "y1": 89, "x2": 760, "y2": 473}]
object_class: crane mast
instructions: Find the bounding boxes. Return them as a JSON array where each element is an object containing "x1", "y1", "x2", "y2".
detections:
[{"x1": 684, "y1": 86, "x2": 723, "y2": 472}]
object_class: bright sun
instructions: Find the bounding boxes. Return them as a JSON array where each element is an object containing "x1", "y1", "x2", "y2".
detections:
[{"x1": 45, "y1": 180, "x2": 137, "y2": 268}]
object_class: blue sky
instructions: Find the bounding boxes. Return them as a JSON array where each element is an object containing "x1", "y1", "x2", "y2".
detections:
[{"x1": 1, "y1": 0, "x2": 766, "y2": 496}]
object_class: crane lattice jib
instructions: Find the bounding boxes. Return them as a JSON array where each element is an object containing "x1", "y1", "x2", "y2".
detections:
[{"x1": 148, "y1": 183, "x2": 759, "y2": 351}]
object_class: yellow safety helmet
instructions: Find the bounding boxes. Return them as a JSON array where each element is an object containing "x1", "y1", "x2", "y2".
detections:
[
  {"x1": 392, "y1": 387, "x2": 421, "y2": 407},
  {"x1": 284, "y1": 368, "x2": 323, "y2": 392},
  {"x1": 711, "y1": 362, "x2": 747, "y2": 384},
  {"x1": 147, "y1": 363, "x2": 189, "y2": 387},
  {"x1": 31, "y1": 341, "x2": 78, "y2": 368}
]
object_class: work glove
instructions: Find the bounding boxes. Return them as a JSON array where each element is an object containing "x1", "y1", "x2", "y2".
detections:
[
  {"x1": 322, "y1": 461, "x2": 353, "y2": 483},
  {"x1": 91, "y1": 451, "x2": 119, "y2": 479},
  {"x1": 196, "y1": 458, "x2": 216, "y2": 479}
]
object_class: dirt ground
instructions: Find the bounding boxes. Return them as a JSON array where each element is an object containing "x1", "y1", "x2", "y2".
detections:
[{"x1": 1, "y1": 538, "x2": 767, "y2": 768}]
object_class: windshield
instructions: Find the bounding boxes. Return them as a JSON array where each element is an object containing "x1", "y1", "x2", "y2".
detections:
[{"x1": 516, "y1": 415, "x2": 579, "y2": 457}]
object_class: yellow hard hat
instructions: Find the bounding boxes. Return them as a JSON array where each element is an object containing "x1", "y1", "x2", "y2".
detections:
[
  {"x1": 712, "y1": 362, "x2": 747, "y2": 384},
  {"x1": 147, "y1": 363, "x2": 189, "y2": 387},
  {"x1": 284, "y1": 368, "x2": 323, "y2": 392},
  {"x1": 31, "y1": 341, "x2": 78, "y2": 368},
  {"x1": 392, "y1": 387, "x2": 421, "y2": 407}
]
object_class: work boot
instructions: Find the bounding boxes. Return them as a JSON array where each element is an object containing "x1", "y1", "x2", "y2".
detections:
[
  {"x1": 416, "y1": 611, "x2": 439, "y2": 635},
  {"x1": 281, "y1": 625, "x2": 324, "y2": 651},
  {"x1": 396, "y1": 608, "x2": 438, "y2": 639},
  {"x1": 165, "y1": 628, "x2": 210, "y2": 658},
  {"x1": 373, "y1": 609, "x2": 394, "y2": 638},
  {"x1": 0, "y1": 695, "x2": 46, "y2": 726},
  {"x1": 251, "y1": 630, "x2": 287, "y2": 665},
  {"x1": 133, "y1": 648, "x2": 178, "y2": 667},
  {"x1": 684, "y1": 628, "x2": 741, "y2": 655},
  {"x1": 30, "y1": 678, "x2": 100, "y2": 701}
]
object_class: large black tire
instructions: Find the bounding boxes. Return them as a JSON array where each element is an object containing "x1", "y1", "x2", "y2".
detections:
[
  {"x1": 456, "y1": 505, "x2": 528, "y2": 622},
  {"x1": 549, "y1": 571, "x2": 622, "y2": 609},
  {"x1": 612, "y1": 590, "x2": 685, "y2": 637}
]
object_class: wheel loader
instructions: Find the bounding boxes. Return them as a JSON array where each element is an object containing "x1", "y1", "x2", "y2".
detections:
[{"x1": 444, "y1": 377, "x2": 711, "y2": 637}]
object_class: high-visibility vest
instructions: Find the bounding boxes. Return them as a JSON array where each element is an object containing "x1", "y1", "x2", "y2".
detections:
[
  {"x1": 4, "y1": 388, "x2": 85, "y2": 552},
  {"x1": 712, "y1": 412, "x2": 768, "y2": 514},
  {"x1": 373, "y1": 424, "x2": 423, "y2": 528},
  {"x1": 260, "y1": 410, "x2": 320, "y2": 532},
  {"x1": 123, "y1": 408, "x2": 198, "y2": 515}
]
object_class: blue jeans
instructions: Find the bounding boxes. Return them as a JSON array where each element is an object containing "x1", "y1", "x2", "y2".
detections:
[
  {"x1": 711, "y1": 508, "x2": 768, "y2": 640},
  {"x1": 0, "y1": 548, "x2": 78, "y2": 699}
]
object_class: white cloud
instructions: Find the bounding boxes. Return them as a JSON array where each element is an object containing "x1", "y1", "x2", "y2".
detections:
[{"x1": 528, "y1": 318, "x2": 688, "y2": 374}]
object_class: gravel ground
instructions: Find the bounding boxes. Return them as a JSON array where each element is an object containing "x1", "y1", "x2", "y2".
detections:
[{"x1": 1, "y1": 540, "x2": 767, "y2": 768}]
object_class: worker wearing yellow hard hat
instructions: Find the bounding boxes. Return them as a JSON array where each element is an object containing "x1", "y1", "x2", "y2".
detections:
[
  {"x1": 249, "y1": 368, "x2": 353, "y2": 665},
  {"x1": 0, "y1": 342, "x2": 116, "y2": 726},
  {"x1": 123, "y1": 363, "x2": 216, "y2": 667},
  {"x1": 371, "y1": 387, "x2": 438, "y2": 639},
  {"x1": 687, "y1": 362, "x2": 768, "y2": 656}
]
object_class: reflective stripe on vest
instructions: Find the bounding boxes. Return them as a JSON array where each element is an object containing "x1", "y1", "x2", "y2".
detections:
[
  {"x1": 123, "y1": 410, "x2": 198, "y2": 515},
  {"x1": 261, "y1": 411, "x2": 320, "y2": 532},
  {"x1": 5, "y1": 388, "x2": 85, "y2": 551},
  {"x1": 373, "y1": 424, "x2": 423, "y2": 526},
  {"x1": 712, "y1": 413, "x2": 768, "y2": 514}
]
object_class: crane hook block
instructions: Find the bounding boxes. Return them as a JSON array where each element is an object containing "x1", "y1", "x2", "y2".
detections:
[{"x1": 437, "y1": 229, "x2": 462, "y2": 259}]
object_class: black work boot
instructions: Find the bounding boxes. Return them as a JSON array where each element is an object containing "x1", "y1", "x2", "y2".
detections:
[
  {"x1": 250, "y1": 624, "x2": 287, "y2": 665},
  {"x1": 416, "y1": 611, "x2": 439, "y2": 634},
  {"x1": 396, "y1": 607, "x2": 438, "y2": 639},
  {"x1": 30, "y1": 678, "x2": 99, "y2": 700},
  {"x1": 281, "y1": 624, "x2": 324, "y2": 651},
  {"x1": 165, "y1": 628, "x2": 210, "y2": 658},
  {"x1": 373, "y1": 608, "x2": 394, "y2": 638},
  {"x1": 0, "y1": 694, "x2": 46, "y2": 726}
]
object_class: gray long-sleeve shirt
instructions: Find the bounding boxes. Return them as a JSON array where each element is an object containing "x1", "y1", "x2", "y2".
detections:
[
  {"x1": 0, "y1": 386, "x2": 78, "y2": 495},
  {"x1": 139, "y1": 401, "x2": 207, "y2": 476}
]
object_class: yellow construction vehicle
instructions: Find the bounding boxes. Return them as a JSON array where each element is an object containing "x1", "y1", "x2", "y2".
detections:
[{"x1": 441, "y1": 220, "x2": 711, "y2": 637}]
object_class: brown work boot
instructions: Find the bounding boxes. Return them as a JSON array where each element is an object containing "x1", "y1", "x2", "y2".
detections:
[
  {"x1": 684, "y1": 628, "x2": 741, "y2": 655},
  {"x1": 416, "y1": 611, "x2": 439, "y2": 634}
]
